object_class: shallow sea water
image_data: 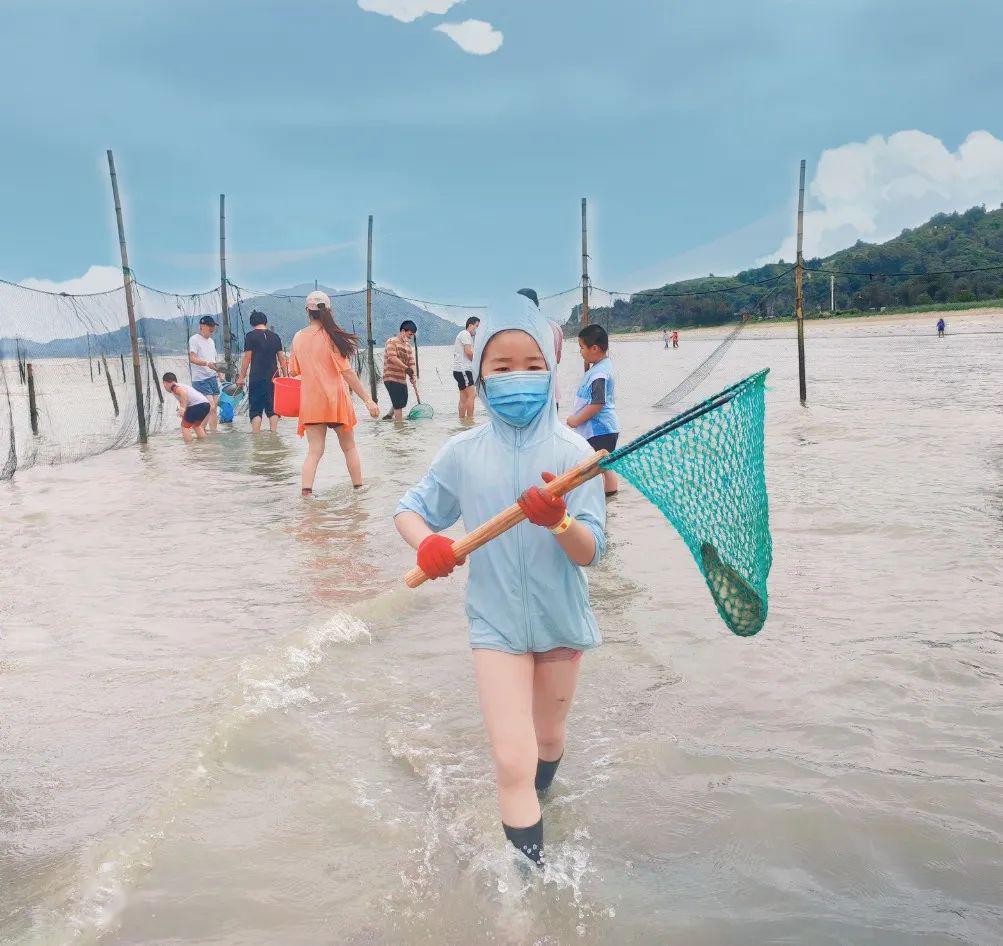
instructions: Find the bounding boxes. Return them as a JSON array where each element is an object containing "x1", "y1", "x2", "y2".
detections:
[{"x1": 2, "y1": 312, "x2": 1002, "y2": 945}]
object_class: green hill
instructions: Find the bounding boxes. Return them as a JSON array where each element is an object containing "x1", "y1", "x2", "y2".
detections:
[{"x1": 585, "y1": 204, "x2": 1003, "y2": 331}]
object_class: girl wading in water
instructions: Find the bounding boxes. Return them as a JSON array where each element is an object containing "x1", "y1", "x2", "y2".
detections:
[
  {"x1": 289, "y1": 291, "x2": 379, "y2": 495},
  {"x1": 395, "y1": 294, "x2": 606, "y2": 865}
]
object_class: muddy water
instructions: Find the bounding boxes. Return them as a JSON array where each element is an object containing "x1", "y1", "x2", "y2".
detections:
[{"x1": 2, "y1": 312, "x2": 1001, "y2": 945}]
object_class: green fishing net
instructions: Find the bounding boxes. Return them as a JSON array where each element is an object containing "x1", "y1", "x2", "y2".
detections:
[
  {"x1": 408, "y1": 402, "x2": 434, "y2": 420},
  {"x1": 601, "y1": 369, "x2": 772, "y2": 636}
]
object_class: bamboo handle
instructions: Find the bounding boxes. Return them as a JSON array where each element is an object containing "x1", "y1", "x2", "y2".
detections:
[{"x1": 404, "y1": 450, "x2": 608, "y2": 589}]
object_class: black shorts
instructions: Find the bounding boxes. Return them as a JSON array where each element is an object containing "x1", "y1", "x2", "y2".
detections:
[
  {"x1": 587, "y1": 433, "x2": 619, "y2": 454},
  {"x1": 247, "y1": 378, "x2": 275, "y2": 419},
  {"x1": 453, "y1": 370, "x2": 474, "y2": 391},
  {"x1": 384, "y1": 380, "x2": 409, "y2": 409},
  {"x1": 181, "y1": 402, "x2": 211, "y2": 428}
]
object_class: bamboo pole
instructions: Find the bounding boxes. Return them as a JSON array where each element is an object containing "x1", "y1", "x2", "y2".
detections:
[
  {"x1": 146, "y1": 344, "x2": 163, "y2": 405},
  {"x1": 795, "y1": 158, "x2": 807, "y2": 406},
  {"x1": 365, "y1": 214, "x2": 377, "y2": 402},
  {"x1": 26, "y1": 362, "x2": 39, "y2": 435},
  {"x1": 106, "y1": 150, "x2": 148, "y2": 442},
  {"x1": 219, "y1": 194, "x2": 233, "y2": 380},
  {"x1": 404, "y1": 451, "x2": 607, "y2": 589},
  {"x1": 101, "y1": 354, "x2": 119, "y2": 415}
]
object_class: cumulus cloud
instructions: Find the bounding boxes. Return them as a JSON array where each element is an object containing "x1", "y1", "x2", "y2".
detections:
[
  {"x1": 18, "y1": 265, "x2": 123, "y2": 295},
  {"x1": 357, "y1": 0, "x2": 463, "y2": 23},
  {"x1": 434, "y1": 19, "x2": 503, "y2": 55},
  {"x1": 765, "y1": 130, "x2": 1003, "y2": 262}
]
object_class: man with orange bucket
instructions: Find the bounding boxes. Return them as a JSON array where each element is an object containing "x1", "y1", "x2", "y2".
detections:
[{"x1": 235, "y1": 310, "x2": 288, "y2": 433}]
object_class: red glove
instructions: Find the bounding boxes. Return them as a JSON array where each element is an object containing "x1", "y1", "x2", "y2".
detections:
[
  {"x1": 417, "y1": 533, "x2": 460, "y2": 579},
  {"x1": 517, "y1": 472, "x2": 567, "y2": 529}
]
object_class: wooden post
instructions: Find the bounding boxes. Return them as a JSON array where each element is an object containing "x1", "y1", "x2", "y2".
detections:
[
  {"x1": 120, "y1": 352, "x2": 126, "y2": 382},
  {"x1": 581, "y1": 197, "x2": 590, "y2": 328},
  {"x1": 106, "y1": 150, "x2": 148, "y2": 442},
  {"x1": 16, "y1": 339, "x2": 25, "y2": 384},
  {"x1": 219, "y1": 194, "x2": 233, "y2": 381},
  {"x1": 830, "y1": 274, "x2": 835, "y2": 313},
  {"x1": 26, "y1": 362, "x2": 39, "y2": 435},
  {"x1": 581, "y1": 197, "x2": 591, "y2": 370},
  {"x1": 365, "y1": 214, "x2": 377, "y2": 402},
  {"x1": 87, "y1": 332, "x2": 94, "y2": 381},
  {"x1": 146, "y1": 344, "x2": 163, "y2": 405},
  {"x1": 794, "y1": 159, "x2": 807, "y2": 406},
  {"x1": 101, "y1": 354, "x2": 119, "y2": 415}
]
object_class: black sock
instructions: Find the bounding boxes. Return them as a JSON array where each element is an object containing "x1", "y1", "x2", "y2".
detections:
[
  {"x1": 503, "y1": 817, "x2": 544, "y2": 865},
  {"x1": 535, "y1": 754, "x2": 562, "y2": 793}
]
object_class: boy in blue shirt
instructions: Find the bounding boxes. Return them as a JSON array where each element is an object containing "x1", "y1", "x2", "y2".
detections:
[{"x1": 567, "y1": 324, "x2": 621, "y2": 496}]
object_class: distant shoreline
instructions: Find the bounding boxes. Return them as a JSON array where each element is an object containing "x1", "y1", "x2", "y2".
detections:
[{"x1": 609, "y1": 303, "x2": 1003, "y2": 342}]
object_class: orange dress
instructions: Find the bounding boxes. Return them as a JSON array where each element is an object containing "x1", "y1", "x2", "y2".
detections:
[{"x1": 289, "y1": 324, "x2": 358, "y2": 437}]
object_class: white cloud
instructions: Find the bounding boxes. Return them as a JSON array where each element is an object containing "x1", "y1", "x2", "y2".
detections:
[
  {"x1": 765, "y1": 130, "x2": 1003, "y2": 262},
  {"x1": 434, "y1": 19, "x2": 503, "y2": 55},
  {"x1": 358, "y1": 0, "x2": 463, "y2": 23},
  {"x1": 18, "y1": 265, "x2": 123, "y2": 295}
]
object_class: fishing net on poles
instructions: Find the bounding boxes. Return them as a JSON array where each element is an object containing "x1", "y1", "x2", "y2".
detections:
[
  {"x1": 0, "y1": 277, "x2": 222, "y2": 479},
  {"x1": 652, "y1": 320, "x2": 746, "y2": 410},
  {"x1": 602, "y1": 369, "x2": 772, "y2": 636}
]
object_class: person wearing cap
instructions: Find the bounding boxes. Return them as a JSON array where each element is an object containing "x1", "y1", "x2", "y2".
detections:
[
  {"x1": 382, "y1": 320, "x2": 418, "y2": 422},
  {"x1": 288, "y1": 291, "x2": 380, "y2": 495},
  {"x1": 235, "y1": 310, "x2": 288, "y2": 433},
  {"x1": 189, "y1": 315, "x2": 221, "y2": 432}
]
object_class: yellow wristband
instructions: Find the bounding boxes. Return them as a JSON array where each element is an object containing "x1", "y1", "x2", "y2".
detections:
[{"x1": 549, "y1": 512, "x2": 573, "y2": 535}]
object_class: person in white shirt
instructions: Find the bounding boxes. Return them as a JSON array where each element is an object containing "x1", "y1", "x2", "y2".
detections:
[
  {"x1": 162, "y1": 372, "x2": 211, "y2": 442},
  {"x1": 188, "y1": 315, "x2": 221, "y2": 432},
  {"x1": 452, "y1": 316, "x2": 480, "y2": 420}
]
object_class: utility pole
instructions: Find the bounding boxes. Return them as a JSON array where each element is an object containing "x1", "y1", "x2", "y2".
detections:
[
  {"x1": 219, "y1": 194, "x2": 233, "y2": 380},
  {"x1": 830, "y1": 274, "x2": 835, "y2": 313},
  {"x1": 365, "y1": 214, "x2": 377, "y2": 402},
  {"x1": 106, "y1": 150, "x2": 148, "y2": 443},
  {"x1": 580, "y1": 197, "x2": 590, "y2": 328},
  {"x1": 794, "y1": 159, "x2": 807, "y2": 406}
]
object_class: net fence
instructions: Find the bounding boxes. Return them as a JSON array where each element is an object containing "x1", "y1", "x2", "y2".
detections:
[{"x1": 0, "y1": 278, "x2": 223, "y2": 479}]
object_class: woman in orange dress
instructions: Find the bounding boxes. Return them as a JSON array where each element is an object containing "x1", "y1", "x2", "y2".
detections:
[{"x1": 288, "y1": 291, "x2": 380, "y2": 496}]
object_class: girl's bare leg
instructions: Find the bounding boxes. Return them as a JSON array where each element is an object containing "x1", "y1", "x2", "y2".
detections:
[
  {"x1": 473, "y1": 650, "x2": 539, "y2": 828},
  {"x1": 302, "y1": 424, "x2": 327, "y2": 490},
  {"x1": 335, "y1": 425, "x2": 363, "y2": 486},
  {"x1": 532, "y1": 657, "x2": 581, "y2": 765},
  {"x1": 181, "y1": 426, "x2": 194, "y2": 444}
]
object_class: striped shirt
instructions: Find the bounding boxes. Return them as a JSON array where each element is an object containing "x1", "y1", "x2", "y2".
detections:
[{"x1": 382, "y1": 336, "x2": 416, "y2": 384}]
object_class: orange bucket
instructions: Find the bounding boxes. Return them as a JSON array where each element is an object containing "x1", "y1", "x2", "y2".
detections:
[{"x1": 273, "y1": 377, "x2": 301, "y2": 417}]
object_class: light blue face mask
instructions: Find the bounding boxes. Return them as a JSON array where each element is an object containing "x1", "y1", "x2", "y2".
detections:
[{"x1": 483, "y1": 371, "x2": 551, "y2": 428}]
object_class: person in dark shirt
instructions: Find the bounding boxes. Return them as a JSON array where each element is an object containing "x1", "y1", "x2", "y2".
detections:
[{"x1": 235, "y1": 310, "x2": 289, "y2": 432}]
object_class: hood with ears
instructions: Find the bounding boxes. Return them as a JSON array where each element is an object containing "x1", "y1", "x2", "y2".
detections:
[{"x1": 472, "y1": 292, "x2": 559, "y2": 440}]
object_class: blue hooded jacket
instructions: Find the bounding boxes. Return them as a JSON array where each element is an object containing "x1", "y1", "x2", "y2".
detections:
[{"x1": 395, "y1": 295, "x2": 607, "y2": 654}]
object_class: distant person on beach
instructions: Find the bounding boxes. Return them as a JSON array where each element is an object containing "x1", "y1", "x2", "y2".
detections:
[
  {"x1": 288, "y1": 291, "x2": 379, "y2": 496},
  {"x1": 383, "y1": 320, "x2": 418, "y2": 422},
  {"x1": 671, "y1": 330, "x2": 679, "y2": 348},
  {"x1": 162, "y1": 372, "x2": 210, "y2": 443},
  {"x1": 937, "y1": 318, "x2": 946, "y2": 337},
  {"x1": 395, "y1": 294, "x2": 606, "y2": 867},
  {"x1": 235, "y1": 310, "x2": 288, "y2": 433},
  {"x1": 188, "y1": 315, "x2": 221, "y2": 432},
  {"x1": 663, "y1": 329, "x2": 670, "y2": 349},
  {"x1": 453, "y1": 316, "x2": 480, "y2": 419},
  {"x1": 568, "y1": 324, "x2": 621, "y2": 497}
]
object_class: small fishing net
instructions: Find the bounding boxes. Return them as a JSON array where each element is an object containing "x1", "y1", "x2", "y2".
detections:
[
  {"x1": 602, "y1": 369, "x2": 772, "y2": 636},
  {"x1": 407, "y1": 402, "x2": 434, "y2": 420}
]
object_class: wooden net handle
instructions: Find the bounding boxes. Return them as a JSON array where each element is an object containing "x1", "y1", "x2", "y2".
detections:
[{"x1": 404, "y1": 450, "x2": 608, "y2": 589}]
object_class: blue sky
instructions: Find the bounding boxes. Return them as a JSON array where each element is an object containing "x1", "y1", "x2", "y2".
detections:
[{"x1": 3, "y1": 0, "x2": 1003, "y2": 303}]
